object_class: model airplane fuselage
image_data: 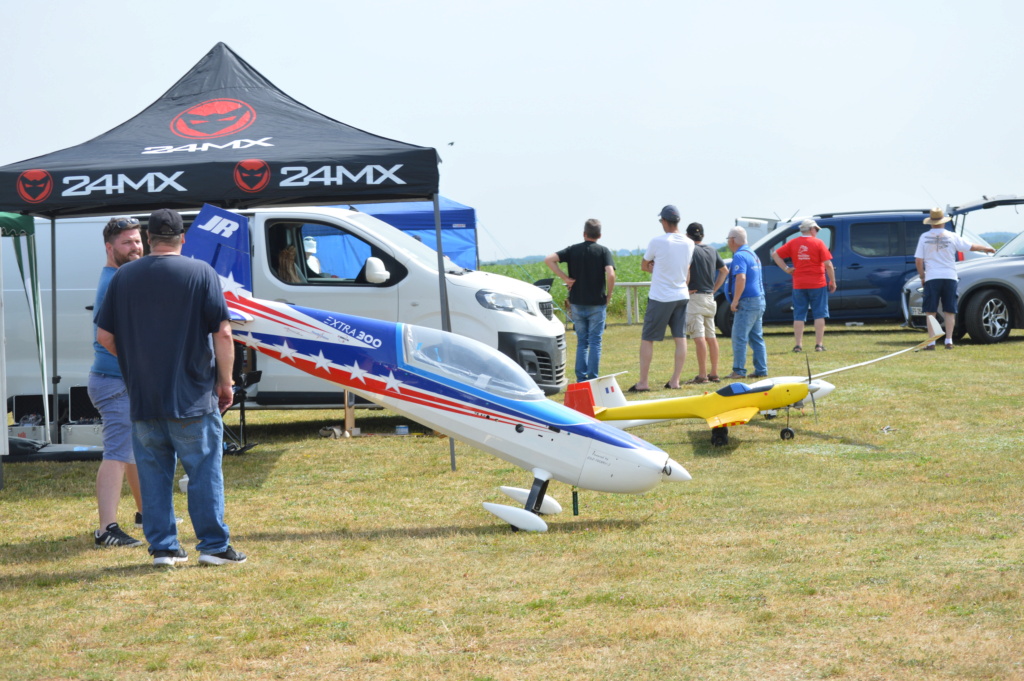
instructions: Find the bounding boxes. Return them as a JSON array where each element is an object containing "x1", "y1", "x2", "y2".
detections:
[{"x1": 183, "y1": 205, "x2": 690, "y2": 531}]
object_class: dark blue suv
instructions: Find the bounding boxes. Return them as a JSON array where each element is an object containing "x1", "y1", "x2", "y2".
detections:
[{"x1": 715, "y1": 208, "x2": 994, "y2": 335}]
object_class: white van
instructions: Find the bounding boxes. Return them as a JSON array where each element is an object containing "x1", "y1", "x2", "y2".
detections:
[{"x1": 3, "y1": 207, "x2": 567, "y2": 423}]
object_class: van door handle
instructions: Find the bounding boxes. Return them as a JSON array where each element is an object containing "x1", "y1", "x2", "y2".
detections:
[{"x1": 847, "y1": 263, "x2": 863, "y2": 270}]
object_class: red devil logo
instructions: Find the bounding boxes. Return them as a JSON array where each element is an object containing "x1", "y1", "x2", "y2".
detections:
[
  {"x1": 233, "y1": 159, "x2": 271, "y2": 193},
  {"x1": 17, "y1": 169, "x2": 53, "y2": 204},
  {"x1": 170, "y1": 99, "x2": 257, "y2": 139}
]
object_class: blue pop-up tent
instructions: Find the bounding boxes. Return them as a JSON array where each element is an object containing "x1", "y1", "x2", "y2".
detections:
[{"x1": 349, "y1": 196, "x2": 478, "y2": 269}]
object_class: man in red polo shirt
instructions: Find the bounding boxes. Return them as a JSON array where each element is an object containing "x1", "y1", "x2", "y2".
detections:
[{"x1": 771, "y1": 219, "x2": 836, "y2": 352}]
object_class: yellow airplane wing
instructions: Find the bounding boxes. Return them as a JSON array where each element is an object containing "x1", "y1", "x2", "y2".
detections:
[{"x1": 705, "y1": 406, "x2": 760, "y2": 429}]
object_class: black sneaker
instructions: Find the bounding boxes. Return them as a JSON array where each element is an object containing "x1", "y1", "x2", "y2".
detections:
[
  {"x1": 199, "y1": 546, "x2": 247, "y2": 566},
  {"x1": 94, "y1": 523, "x2": 143, "y2": 548},
  {"x1": 152, "y1": 547, "x2": 188, "y2": 567},
  {"x1": 135, "y1": 512, "x2": 183, "y2": 529}
]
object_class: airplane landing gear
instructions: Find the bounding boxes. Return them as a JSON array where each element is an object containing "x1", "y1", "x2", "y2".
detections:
[
  {"x1": 780, "y1": 427, "x2": 795, "y2": 440},
  {"x1": 711, "y1": 426, "x2": 729, "y2": 447}
]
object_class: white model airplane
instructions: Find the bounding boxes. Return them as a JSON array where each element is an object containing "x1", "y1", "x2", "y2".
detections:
[{"x1": 182, "y1": 205, "x2": 691, "y2": 532}]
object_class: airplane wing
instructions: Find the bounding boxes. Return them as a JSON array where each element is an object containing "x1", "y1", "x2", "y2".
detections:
[
  {"x1": 810, "y1": 331, "x2": 944, "y2": 380},
  {"x1": 705, "y1": 406, "x2": 760, "y2": 428}
]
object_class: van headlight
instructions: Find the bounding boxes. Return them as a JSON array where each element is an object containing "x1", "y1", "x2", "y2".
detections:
[{"x1": 476, "y1": 290, "x2": 534, "y2": 315}]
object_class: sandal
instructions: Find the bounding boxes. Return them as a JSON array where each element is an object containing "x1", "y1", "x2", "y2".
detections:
[
  {"x1": 708, "y1": 374, "x2": 720, "y2": 383},
  {"x1": 684, "y1": 375, "x2": 709, "y2": 385},
  {"x1": 815, "y1": 344, "x2": 826, "y2": 352},
  {"x1": 663, "y1": 382, "x2": 681, "y2": 389},
  {"x1": 792, "y1": 345, "x2": 802, "y2": 353},
  {"x1": 626, "y1": 384, "x2": 651, "y2": 393}
]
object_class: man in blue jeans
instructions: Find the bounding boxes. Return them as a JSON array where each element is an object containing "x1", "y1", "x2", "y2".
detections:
[
  {"x1": 724, "y1": 226, "x2": 768, "y2": 379},
  {"x1": 97, "y1": 209, "x2": 246, "y2": 568},
  {"x1": 545, "y1": 218, "x2": 616, "y2": 382}
]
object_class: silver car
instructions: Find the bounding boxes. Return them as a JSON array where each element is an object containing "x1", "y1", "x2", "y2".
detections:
[{"x1": 903, "y1": 228, "x2": 1024, "y2": 344}]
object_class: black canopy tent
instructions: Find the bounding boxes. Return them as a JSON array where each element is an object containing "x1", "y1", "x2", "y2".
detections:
[{"x1": 0, "y1": 43, "x2": 455, "y2": 462}]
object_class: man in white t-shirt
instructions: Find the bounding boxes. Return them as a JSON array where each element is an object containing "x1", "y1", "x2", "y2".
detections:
[
  {"x1": 914, "y1": 208, "x2": 995, "y2": 349},
  {"x1": 629, "y1": 205, "x2": 695, "y2": 392}
]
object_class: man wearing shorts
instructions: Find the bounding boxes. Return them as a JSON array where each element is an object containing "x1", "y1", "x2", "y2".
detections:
[
  {"x1": 914, "y1": 208, "x2": 995, "y2": 349},
  {"x1": 631, "y1": 205, "x2": 695, "y2": 392},
  {"x1": 771, "y1": 219, "x2": 836, "y2": 352},
  {"x1": 89, "y1": 217, "x2": 145, "y2": 548},
  {"x1": 684, "y1": 223, "x2": 728, "y2": 384}
]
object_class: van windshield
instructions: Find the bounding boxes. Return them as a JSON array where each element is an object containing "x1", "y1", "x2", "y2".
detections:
[
  {"x1": 403, "y1": 325, "x2": 544, "y2": 401},
  {"x1": 344, "y1": 212, "x2": 466, "y2": 274}
]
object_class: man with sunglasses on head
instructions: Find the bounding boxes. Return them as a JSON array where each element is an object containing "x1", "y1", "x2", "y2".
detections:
[
  {"x1": 770, "y1": 219, "x2": 836, "y2": 353},
  {"x1": 89, "y1": 217, "x2": 146, "y2": 548},
  {"x1": 97, "y1": 209, "x2": 245, "y2": 567}
]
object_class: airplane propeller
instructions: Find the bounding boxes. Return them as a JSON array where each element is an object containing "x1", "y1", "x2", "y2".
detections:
[{"x1": 805, "y1": 354, "x2": 818, "y2": 422}]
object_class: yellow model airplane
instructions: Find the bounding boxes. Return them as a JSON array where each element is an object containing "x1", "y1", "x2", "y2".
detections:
[
  {"x1": 565, "y1": 373, "x2": 830, "y2": 446},
  {"x1": 566, "y1": 320, "x2": 944, "y2": 447}
]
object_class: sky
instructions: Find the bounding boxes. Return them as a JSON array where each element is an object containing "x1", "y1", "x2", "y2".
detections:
[{"x1": 2, "y1": 0, "x2": 1023, "y2": 260}]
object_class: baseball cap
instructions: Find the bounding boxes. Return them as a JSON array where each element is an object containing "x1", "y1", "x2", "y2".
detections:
[
  {"x1": 659, "y1": 205, "x2": 681, "y2": 222},
  {"x1": 686, "y1": 222, "x2": 704, "y2": 240},
  {"x1": 148, "y1": 208, "x2": 184, "y2": 235}
]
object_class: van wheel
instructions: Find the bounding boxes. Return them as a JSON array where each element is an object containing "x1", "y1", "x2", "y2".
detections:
[
  {"x1": 964, "y1": 288, "x2": 1013, "y2": 343},
  {"x1": 715, "y1": 298, "x2": 733, "y2": 337}
]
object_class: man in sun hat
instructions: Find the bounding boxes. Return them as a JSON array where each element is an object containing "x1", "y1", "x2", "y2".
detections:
[
  {"x1": 914, "y1": 208, "x2": 995, "y2": 350},
  {"x1": 96, "y1": 208, "x2": 246, "y2": 567}
]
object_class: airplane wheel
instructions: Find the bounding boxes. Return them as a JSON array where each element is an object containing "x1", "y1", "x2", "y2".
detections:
[
  {"x1": 711, "y1": 427, "x2": 729, "y2": 447},
  {"x1": 780, "y1": 427, "x2": 795, "y2": 441}
]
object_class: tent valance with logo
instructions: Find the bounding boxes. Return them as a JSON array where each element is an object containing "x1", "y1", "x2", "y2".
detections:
[{"x1": 0, "y1": 42, "x2": 440, "y2": 217}]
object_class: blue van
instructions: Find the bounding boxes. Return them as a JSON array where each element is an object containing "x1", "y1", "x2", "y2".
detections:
[{"x1": 715, "y1": 208, "x2": 994, "y2": 335}]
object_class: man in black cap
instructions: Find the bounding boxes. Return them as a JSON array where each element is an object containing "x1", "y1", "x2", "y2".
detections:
[
  {"x1": 96, "y1": 208, "x2": 246, "y2": 567},
  {"x1": 630, "y1": 205, "x2": 694, "y2": 392}
]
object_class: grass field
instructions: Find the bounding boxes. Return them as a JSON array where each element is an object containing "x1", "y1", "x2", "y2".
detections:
[{"x1": 2, "y1": 321, "x2": 1023, "y2": 681}]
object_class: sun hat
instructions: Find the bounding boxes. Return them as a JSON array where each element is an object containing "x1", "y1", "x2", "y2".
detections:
[{"x1": 923, "y1": 208, "x2": 952, "y2": 225}]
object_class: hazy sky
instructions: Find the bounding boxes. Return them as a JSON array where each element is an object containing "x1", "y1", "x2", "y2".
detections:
[{"x1": 2, "y1": 1, "x2": 1022, "y2": 260}]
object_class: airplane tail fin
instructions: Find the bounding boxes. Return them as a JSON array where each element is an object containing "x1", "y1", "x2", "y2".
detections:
[
  {"x1": 564, "y1": 382, "x2": 596, "y2": 417},
  {"x1": 588, "y1": 373, "x2": 629, "y2": 409},
  {"x1": 182, "y1": 204, "x2": 253, "y2": 295}
]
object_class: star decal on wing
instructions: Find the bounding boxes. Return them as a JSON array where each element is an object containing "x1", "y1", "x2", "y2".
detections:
[
  {"x1": 382, "y1": 370, "x2": 403, "y2": 393},
  {"x1": 344, "y1": 361, "x2": 368, "y2": 383},
  {"x1": 274, "y1": 340, "x2": 298, "y2": 362},
  {"x1": 311, "y1": 350, "x2": 333, "y2": 372},
  {"x1": 237, "y1": 331, "x2": 261, "y2": 348},
  {"x1": 219, "y1": 272, "x2": 249, "y2": 297}
]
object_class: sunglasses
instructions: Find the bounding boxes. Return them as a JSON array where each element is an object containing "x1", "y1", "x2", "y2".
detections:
[{"x1": 110, "y1": 217, "x2": 140, "y2": 230}]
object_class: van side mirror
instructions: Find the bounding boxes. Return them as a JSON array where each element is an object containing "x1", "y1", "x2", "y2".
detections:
[{"x1": 364, "y1": 257, "x2": 390, "y2": 284}]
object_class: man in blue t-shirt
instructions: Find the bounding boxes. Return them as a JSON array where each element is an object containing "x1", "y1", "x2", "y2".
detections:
[
  {"x1": 545, "y1": 218, "x2": 616, "y2": 382},
  {"x1": 89, "y1": 217, "x2": 145, "y2": 548},
  {"x1": 97, "y1": 209, "x2": 246, "y2": 568},
  {"x1": 724, "y1": 226, "x2": 768, "y2": 379}
]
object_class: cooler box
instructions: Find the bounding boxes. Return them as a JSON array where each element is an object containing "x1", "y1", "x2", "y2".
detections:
[
  {"x1": 9, "y1": 425, "x2": 48, "y2": 441},
  {"x1": 61, "y1": 423, "x2": 105, "y2": 446}
]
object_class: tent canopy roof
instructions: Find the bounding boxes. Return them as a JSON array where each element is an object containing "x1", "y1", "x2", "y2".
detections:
[{"x1": 0, "y1": 42, "x2": 439, "y2": 218}]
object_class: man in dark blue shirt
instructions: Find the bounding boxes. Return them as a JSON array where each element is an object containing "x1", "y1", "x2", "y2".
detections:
[
  {"x1": 545, "y1": 219, "x2": 616, "y2": 382},
  {"x1": 97, "y1": 209, "x2": 245, "y2": 568}
]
